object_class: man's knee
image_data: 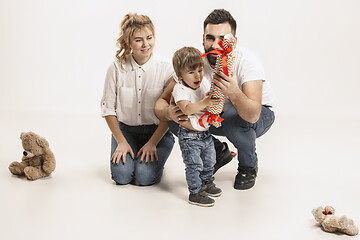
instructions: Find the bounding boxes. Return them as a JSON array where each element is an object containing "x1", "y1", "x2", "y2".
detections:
[
  {"x1": 221, "y1": 107, "x2": 253, "y2": 130},
  {"x1": 168, "y1": 121, "x2": 179, "y2": 136}
]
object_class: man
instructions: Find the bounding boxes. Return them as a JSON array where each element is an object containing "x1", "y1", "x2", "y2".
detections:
[{"x1": 155, "y1": 9, "x2": 275, "y2": 190}]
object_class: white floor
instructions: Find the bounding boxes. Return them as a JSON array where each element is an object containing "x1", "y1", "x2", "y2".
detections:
[{"x1": 0, "y1": 112, "x2": 359, "y2": 240}]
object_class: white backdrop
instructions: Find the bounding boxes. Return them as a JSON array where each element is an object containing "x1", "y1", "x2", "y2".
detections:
[
  {"x1": 1, "y1": 0, "x2": 360, "y2": 118},
  {"x1": 1, "y1": 2, "x2": 360, "y2": 239}
]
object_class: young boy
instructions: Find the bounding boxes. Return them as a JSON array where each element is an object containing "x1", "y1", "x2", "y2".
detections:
[{"x1": 172, "y1": 47, "x2": 222, "y2": 207}]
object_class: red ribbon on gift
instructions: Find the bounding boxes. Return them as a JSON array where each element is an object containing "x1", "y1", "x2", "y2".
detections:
[
  {"x1": 200, "y1": 39, "x2": 233, "y2": 76},
  {"x1": 199, "y1": 111, "x2": 224, "y2": 129}
]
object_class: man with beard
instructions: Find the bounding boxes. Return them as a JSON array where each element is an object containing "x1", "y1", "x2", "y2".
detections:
[{"x1": 155, "y1": 9, "x2": 275, "y2": 190}]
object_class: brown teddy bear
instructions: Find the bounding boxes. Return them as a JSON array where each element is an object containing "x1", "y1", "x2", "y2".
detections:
[
  {"x1": 9, "y1": 132, "x2": 56, "y2": 180},
  {"x1": 312, "y1": 206, "x2": 359, "y2": 236}
]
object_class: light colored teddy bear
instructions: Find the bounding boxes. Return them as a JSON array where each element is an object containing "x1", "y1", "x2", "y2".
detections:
[
  {"x1": 9, "y1": 132, "x2": 56, "y2": 180},
  {"x1": 312, "y1": 206, "x2": 359, "y2": 236}
]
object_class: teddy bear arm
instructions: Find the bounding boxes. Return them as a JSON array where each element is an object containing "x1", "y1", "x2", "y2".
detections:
[
  {"x1": 338, "y1": 215, "x2": 349, "y2": 228},
  {"x1": 325, "y1": 216, "x2": 341, "y2": 228},
  {"x1": 322, "y1": 217, "x2": 341, "y2": 233},
  {"x1": 322, "y1": 223, "x2": 338, "y2": 233},
  {"x1": 42, "y1": 150, "x2": 55, "y2": 174}
]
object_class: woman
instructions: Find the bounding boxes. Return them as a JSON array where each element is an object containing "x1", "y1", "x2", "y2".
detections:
[{"x1": 101, "y1": 13, "x2": 174, "y2": 186}]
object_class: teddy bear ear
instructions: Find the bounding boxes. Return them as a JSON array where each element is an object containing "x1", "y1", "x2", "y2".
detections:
[
  {"x1": 325, "y1": 206, "x2": 335, "y2": 213},
  {"x1": 36, "y1": 137, "x2": 49, "y2": 148},
  {"x1": 20, "y1": 132, "x2": 25, "y2": 140}
]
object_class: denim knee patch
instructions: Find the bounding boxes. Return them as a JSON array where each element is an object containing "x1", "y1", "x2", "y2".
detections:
[
  {"x1": 110, "y1": 162, "x2": 134, "y2": 185},
  {"x1": 134, "y1": 161, "x2": 161, "y2": 186}
]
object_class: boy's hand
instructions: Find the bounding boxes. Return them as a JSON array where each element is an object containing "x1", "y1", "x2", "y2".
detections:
[{"x1": 203, "y1": 92, "x2": 221, "y2": 107}]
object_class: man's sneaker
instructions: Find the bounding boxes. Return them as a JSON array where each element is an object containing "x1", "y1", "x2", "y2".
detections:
[
  {"x1": 203, "y1": 180, "x2": 222, "y2": 197},
  {"x1": 234, "y1": 168, "x2": 258, "y2": 190},
  {"x1": 214, "y1": 142, "x2": 236, "y2": 174},
  {"x1": 188, "y1": 191, "x2": 215, "y2": 207}
]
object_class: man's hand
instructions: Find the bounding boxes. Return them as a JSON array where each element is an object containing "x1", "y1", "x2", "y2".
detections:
[
  {"x1": 212, "y1": 70, "x2": 263, "y2": 123},
  {"x1": 212, "y1": 70, "x2": 240, "y2": 98},
  {"x1": 169, "y1": 95, "x2": 189, "y2": 124}
]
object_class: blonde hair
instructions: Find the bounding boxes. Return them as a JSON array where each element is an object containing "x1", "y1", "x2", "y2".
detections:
[
  {"x1": 172, "y1": 47, "x2": 204, "y2": 78},
  {"x1": 116, "y1": 13, "x2": 155, "y2": 69}
]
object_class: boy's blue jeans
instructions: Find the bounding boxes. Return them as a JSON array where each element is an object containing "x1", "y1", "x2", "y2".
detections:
[
  {"x1": 110, "y1": 122, "x2": 174, "y2": 186},
  {"x1": 170, "y1": 106, "x2": 275, "y2": 171},
  {"x1": 178, "y1": 127, "x2": 216, "y2": 194}
]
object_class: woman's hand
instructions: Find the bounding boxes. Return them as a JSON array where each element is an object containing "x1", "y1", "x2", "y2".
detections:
[
  {"x1": 111, "y1": 141, "x2": 134, "y2": 165},
  {"x1": 137, "y1": 142, "x2": 158, "y2": 163}
]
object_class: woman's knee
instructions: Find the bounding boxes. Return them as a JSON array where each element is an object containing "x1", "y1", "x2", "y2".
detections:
[
  {"x1": 110, "y1": 162, "x2": 134, "y2": 185},
  {"x1": 134, "y1": 163, "x2": 162, "y2": 186}
]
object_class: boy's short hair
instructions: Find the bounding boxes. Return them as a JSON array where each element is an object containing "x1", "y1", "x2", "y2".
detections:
[
  {"x1": 203, "y1": 9, "x2": 237, "y2": 35},
  {"x1": 172, "y1": 47, "x2": 204, "y2": 78}
]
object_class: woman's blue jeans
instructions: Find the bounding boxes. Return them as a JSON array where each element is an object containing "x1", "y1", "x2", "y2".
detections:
[
  {"x1": 169, "y1": 106, "x2": 275, "y2": 171},
  {"x1": 110, "y1": 122, "x2": 174, "y2": 186}
]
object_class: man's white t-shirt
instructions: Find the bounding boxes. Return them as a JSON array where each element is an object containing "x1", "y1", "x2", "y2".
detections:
[{"x1": 203, "y1": 45, "x2": 275, "y2": 110}]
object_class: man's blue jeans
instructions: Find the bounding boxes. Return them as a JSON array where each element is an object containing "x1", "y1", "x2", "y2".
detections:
[
  {"x1": 169, "y1": 106, "x2": 275, "y2": 171},
  {"x1": 178, "y1": 127, "x2": 216, "y2": 194},
  {"x1": 110, "y1": 122, "x2": 174, "y2": 186}
]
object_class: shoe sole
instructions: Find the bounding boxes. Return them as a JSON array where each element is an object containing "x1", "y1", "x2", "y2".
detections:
[
  {"x1": 234, "y1": 181, "x2": 255, "y2": 190},
  {"x1": 214, "y1": 152, "x2": 236, "y2": 174},
  {"x1": 206, "y1": 192, "x2": 222, "y2": 197},
  {"x1": 188, "y1": 200, "x2": 215, "y2": 207}
]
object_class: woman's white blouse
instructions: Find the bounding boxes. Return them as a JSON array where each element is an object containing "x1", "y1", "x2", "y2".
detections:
[{"x1": 101, "y1": 54, "x2": 173, "y2": 126}]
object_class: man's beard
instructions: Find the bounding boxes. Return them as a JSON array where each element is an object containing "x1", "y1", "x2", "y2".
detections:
[{"x1": 204, "y1": 47, "x2": 217, "y2": 67}]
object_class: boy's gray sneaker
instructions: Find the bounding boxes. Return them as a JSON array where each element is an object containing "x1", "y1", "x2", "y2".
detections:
[
  {"x1": 203, "y1": 180, "x2": 222, "y2": 197},
  {"x1": 188, "y1": 191, "x2": 215, "y2": 207}
]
